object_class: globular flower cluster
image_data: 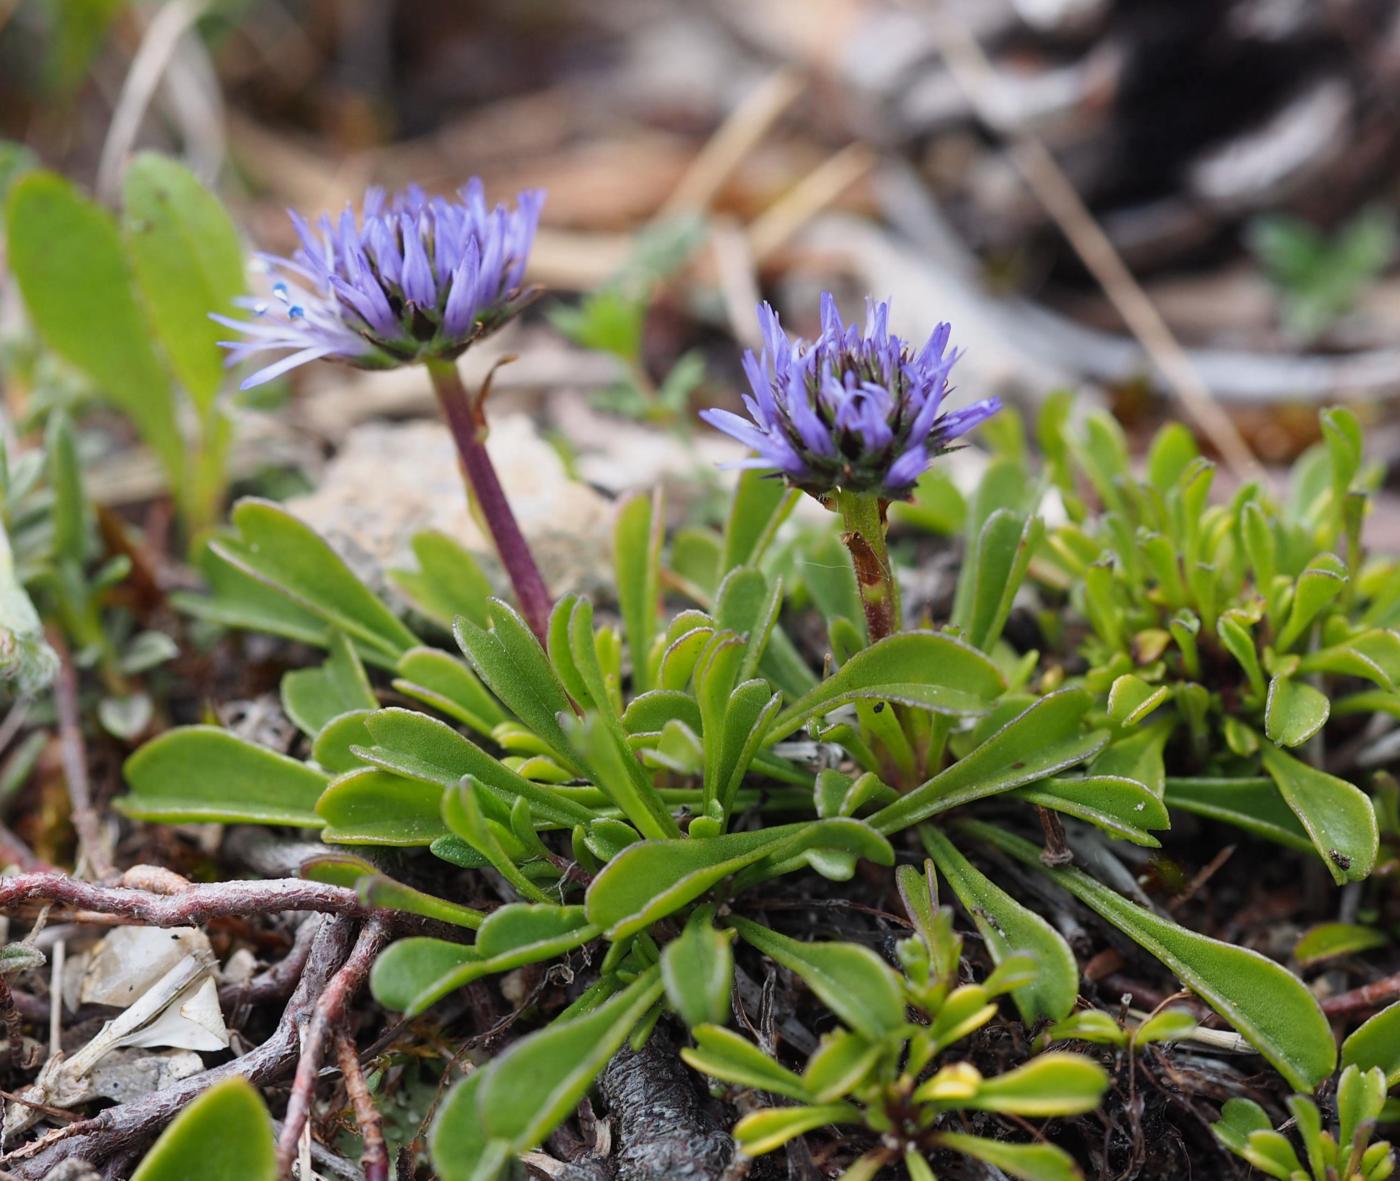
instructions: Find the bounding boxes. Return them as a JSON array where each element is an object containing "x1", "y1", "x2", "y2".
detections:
[
  {"x1": 216, "y1": 180, "x2": 543, "y2": 389},
  {"x1": 702, "y1": 294, "x2": 1000, "y2": 500}
]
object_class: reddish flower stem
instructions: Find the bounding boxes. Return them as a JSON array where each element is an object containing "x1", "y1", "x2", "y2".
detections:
[{"x1": 426, "y1": 358, "x2": 553, "y2": 641}]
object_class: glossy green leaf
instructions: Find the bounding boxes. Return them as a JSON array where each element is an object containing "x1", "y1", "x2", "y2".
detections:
[
  {"x1": 121, "y1": 726, "x2": 326, "y2": 826},
  {"x1": 281, "y1": 631, "x2": 377, "y2": 737},
  {"x1": 920, "y1": 1052, "x2": 1107, "y2": 1115},
  {"x1": 130, "y1": 1078, "x2": 276, "y2": 1181},
  {"x1": 714, "y1": 567, "x2": 783, "y2": 682},
  {"x1": 766, "y1": 631, "x2": 1004, "y2": 744},
  {"x1": 456, "y1": 600, "x2": 582, "y2": 773},
  {"x1": 957, "y1": 510, "x2": 1044, "y2": 652},
  {"x1": 1147, "y1": 422, "x2": 1200, "y2": 491},
  {"x1": 586, "y1": 819, "x2": 891, "y2": 940},
  {"x1": 1163, "y1": 777, "x2": 1313, "y2": 853},
  {"x1": 1092, "y1": 724, "x2": 1169, "y2": 801},
  {"x1": 615, "y1": 490, "x2": 662, "y2": 694},
  {"x1": 389, "y1": 530, "x2": 493, "y2": 629},
  {"x1": 1107, "y1": 674, "x2": 1170, "y2": 727},
  {"x1": 967, "y1": 821, "x2": 1336, "y2": 1090},
  {"x1": 441, "y1": 779, "x2": 552, "y2": 903},
  {"x1": 316, "y1": 767, "x2": 447, "y2": 846},
  {"x1": 1131, "y1": 1008, "x2": 1198, "y2": 1046},
  {"x1": 921, "y1": 826, "x2": 1077, "y2": 1022},
  {"x1": 1217, "y1": 614, "x2": 1267, "y2": 699},
  {"x1": 1264, "y1": 675, "x2": 1330, "y2": 748},
  {"x1": 681, "y1": 1024, "x2": 809, "y2": 1100},
  {"x1": 660, "y1": 910, "x2": 734, "y2": 1028},
  {"x1": 1294, "y1": 922, "x2": 1388, "y2": 966},
  {"x1": 728, "y1": 917, "x2": 904, "y2": 1042},
  {"x1": 431, "y1": 969, "x2": 664, "y2": 1177},
  {"x1": 1297, "y1": 629, "x2": 1400, "y2": 690},
  {"x1": 1276, "y1": 553, "x2": 1347, "y2": 651},
  {"x1": 872, "y1": 690, "x2": 1105, "y2": 835},
  {"x1": 363, "y1": 707, "x2": 590, "y2": 829},
  {"x1": 1259, "y1": 744, "x2": 1378, "y2": 883},
  {"x1": 121, "y1": 153, "x2": 243, "y2": 414},
  {"x1": 733, "y1": 1104, "x2": 859, "y2": 1156},
  {"x1": 1337, "y1": 1062, "x2": 1388, "y2": 1158},
  {"x1": 722, "y1": 469, "x2": 797, "y2": 570},
  {"x1": 1015, "y1": 774, "x2": 1169, "y2": 846},
  {"x1": 372, "y1": 904, "x2": 596, "y2": 1015},
  {"x1": 1322, "y1": 405, "x2": 1363, "y2": 498},
  {"x1": 299, "y1": 852, "x2": 483, "y2": 929},
  {"x1": 1342, "y1": 1001, "x2": 1400, "y2": 1087},
  {"x1": 6, "y1": 171, "x2": 182, "y2": 479},
  {"x1": 1045, "y1": 1010, "x2": 1126, "y2": 1047},
  {"x1": 802, "y1": 1029, "x2": 881, "y2": 1102},
  {"x1": 392, "y1": 647, "x2": 508, "y2": 737},
  {"x1": 934, "y1": 1132, "x2": 1083, "y2": 1181},
  {"x1": 211, "y1": 500, "x2": 417, "y2": 663},
  {"x1": 564, "y1": 709, "x2": 678, "y2": 842}
]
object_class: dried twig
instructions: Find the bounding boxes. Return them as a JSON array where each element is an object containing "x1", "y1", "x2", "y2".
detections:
[
  {"x1": 935, "y1": 17, "x2": 1261, "y2": 480},
  {"x1": 1321, "y1": 969, "x2": 1400, "y2": 1017},
  {"x1": 709, "y1": 218, "x2": 764, "y2": 350},
  {"x1": 219, "y1": 916, "x2": 321, "y2": 1013},
  {"x1": 335, "y1": 1031, "x2": 389, "y2": 1181},
  {"x1": 0, "y1": 824, "x2": 45, "y2": 874},
  {"x1": 276, "y1": 918, "x2": 392, "y2": 1177},
  {"x1": 50, "y1": 641, "x2": 115, "y2": 882},
  {"x1": 0, "y1": 872, "x2": 450, "y2": 936},
  {"x1": 1167, "y1": 845, "x2": 1236, "y2": 913},
  {"x1": 94, "y1": 0, "x2": 208, "y2": 204}
]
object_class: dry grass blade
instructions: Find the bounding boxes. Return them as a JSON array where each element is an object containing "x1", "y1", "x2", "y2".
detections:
[
  {"x1": 661, "y1": 68, "x2": 805, "y2": 217},
  {"x1": 935, "y1": 16, "x2": 1261, "y2": 481}
]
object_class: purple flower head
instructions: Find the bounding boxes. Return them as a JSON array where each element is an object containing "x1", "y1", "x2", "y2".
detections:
[
  {"x1": 215, "y1": 180, "x2": 543, "y2": 389},
  {"x1": 701, "y1": 295, "x2": 1001, "y2": 500}
]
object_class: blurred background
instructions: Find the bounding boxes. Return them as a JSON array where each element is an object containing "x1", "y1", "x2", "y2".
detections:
[{"x1": 4, "y1": 0, "x2": 1400, "y2": 508}]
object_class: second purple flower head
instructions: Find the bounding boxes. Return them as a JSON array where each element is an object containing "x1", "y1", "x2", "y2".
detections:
[{"x1": 702, "y1": 294, "x2": 1000, "y2": 501}]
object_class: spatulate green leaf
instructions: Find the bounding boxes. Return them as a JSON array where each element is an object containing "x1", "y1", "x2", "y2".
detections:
[
  {"x1": 728, "y1": 917, "x2": 904, "y2": 1042},
  {"x1": 1259, "y1": 744, "x2": 1378, "y2": 883},
  {"x1": 965, "y1": 821, "x2": 1336, "y2": 1090},
  {"x1": 121, "y1": 727, "x2": 327, "y2": 826},
  {"x1": 121, "y1": 152, "x2": 244, "y2": 414},
  {"x1": 130, "y1": 1078, "x2": 276, "y2": 1181},
  {"x1": 6, "y1": 171, "x2": 182, "y2": 480},
  {"x1": 921, "y1": 826, "x2": 1077, "y2": 1022},
  {"x1": 765, "y1": 631, "x2": 1004, "y2": 744}
]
